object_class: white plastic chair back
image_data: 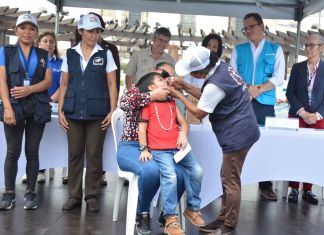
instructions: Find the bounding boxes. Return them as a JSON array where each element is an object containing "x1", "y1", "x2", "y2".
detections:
[{"x1": 111, "y1": 108, "x2": 139, "y2": 235}]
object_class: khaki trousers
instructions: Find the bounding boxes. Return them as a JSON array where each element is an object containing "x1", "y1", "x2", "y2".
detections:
[
  {"x1": 217, "y1": 146, "x2": 251, "y2": 227},
  {"x1": 66, "y1": 119, "x2": 106, "y2": 201}
]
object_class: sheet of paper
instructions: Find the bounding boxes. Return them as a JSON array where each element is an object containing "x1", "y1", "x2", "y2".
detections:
[
  {"x1": 173, "y1": 143, "x2": 192, "y2": 163},
  {"x1": 265, "y1": 117, "x2": 299, "y2": 131}
]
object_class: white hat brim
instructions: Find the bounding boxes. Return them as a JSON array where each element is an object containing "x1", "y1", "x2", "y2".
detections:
[{"x1": 175, "y1": 59, "x2": 191, "y2": 76}]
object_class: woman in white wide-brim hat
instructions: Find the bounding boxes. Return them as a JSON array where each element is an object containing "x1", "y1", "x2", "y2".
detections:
[{"x1": 171, "y1": 46, "x2": 260, "y2": 235}]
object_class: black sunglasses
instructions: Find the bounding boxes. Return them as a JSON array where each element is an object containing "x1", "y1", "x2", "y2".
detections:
[{"x1": 160, "y1": 69, "x2": 170, "y2": 79}]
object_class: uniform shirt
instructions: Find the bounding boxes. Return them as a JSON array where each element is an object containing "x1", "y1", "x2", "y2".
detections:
[
  {"x1": 125, "y1": 47, "x2": 175, "y2": 84},
  {"x1": 230, "y1": 38, "x2": 285, "y2": 87},
  {"x1": 61, "y1": 43, "x2": 116, "y2": 73},
  {"x1": 48, "y1": 55, "x2": 63, "y2": 97},
  {"x1": 0, "y1": 46, "x2": 51, "y2": 77}
]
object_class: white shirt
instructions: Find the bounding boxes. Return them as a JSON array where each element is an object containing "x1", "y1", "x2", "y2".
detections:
[
  {"x1": 197, "y1": 83, "x2": 226, "y2": 114},
  {"x1": 230, "y1": 38, "x2": 285, "y2": 87},
  {"x1": 61, "y1": 42, "x2": 117, "y2": 73}
]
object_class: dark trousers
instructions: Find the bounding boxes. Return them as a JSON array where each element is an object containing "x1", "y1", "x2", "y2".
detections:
[
  {"x1": 251, "y1": 100, "x2": 275, "y2": 190},
  {"x1": 4, "y1": 118, "x2": 45, "y2": 191},
  {"x1": 66, "y1": 119, "x2": 106, "y2": 201}
]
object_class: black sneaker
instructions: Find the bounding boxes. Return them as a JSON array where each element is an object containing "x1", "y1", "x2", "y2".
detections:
[
  {"x1": 302, "y1": 191, "x2": 318, "y2": 205},
  {"x1": 288, "y1": 189, "x2": 299, "y2": 203},
  {"x1": 200, "y1": 219, "x2": 224, "y2": 233},
  {"x1": 0, "y1": 192, "x2": 15, "y2": 210},
  {"x1": 136, "y1": 213, "x2": 151, "y2": 235},
  {"x1": 24, "y1": 191, "x2": 37, "y2": 210}
]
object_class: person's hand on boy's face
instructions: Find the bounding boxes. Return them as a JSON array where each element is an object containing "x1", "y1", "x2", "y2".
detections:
[
  {"x1": 167, "y1": 76, "x2": 185, "y2": 89},
  {"x1": 139, "y1": 150, "x2": 153, "y2": 162},
  {"x1": 150, "y1": 86, "x2": 170, "y2": 101},
  {"x1": 168, "y1": 86, "x2": 182, "y2": 99}
]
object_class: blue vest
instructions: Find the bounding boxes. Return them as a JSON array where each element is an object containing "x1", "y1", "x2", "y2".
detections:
[
  {"x1": 202, "y1": 62, "x2": 260, "y2": 153},
  {"x1": 236, "y1": 41, "x2": 279, "y2": 105},
  {"x1": 63, "y1": 48, "x2": 110, "y2": 120},
  {"x1": 0, "y1": 45, "x2": 51, "y2": 124}
]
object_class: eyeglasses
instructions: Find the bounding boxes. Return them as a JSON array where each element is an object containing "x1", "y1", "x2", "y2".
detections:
[
  {"x1": 242, "y1": 23, "x2": 260, "y2": 33},
  {"x1": 160, "y1": 69, "x2": 170, "y2": 79},
  {"x1": 304, "y1": 43, "x2": 323, "y2": 50}
]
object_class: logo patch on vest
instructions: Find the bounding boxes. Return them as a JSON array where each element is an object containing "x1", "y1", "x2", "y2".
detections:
[
  {"x1": 40, "y1": 58, "x2": 47, "y2": 68},
  {"x1": 93, "y1": 57, "x2": 104, "y2": 65}
]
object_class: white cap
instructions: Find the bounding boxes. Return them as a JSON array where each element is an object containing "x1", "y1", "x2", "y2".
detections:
[
  {"x1": 16, "y1": 14, "x2": 38, "y2": 29},
  {"x1": 78, "y1": 14, "x2": 104, "y2": 31},
  {"x1": 175, "y1": 46, "x2": 211, "y2": 76}
]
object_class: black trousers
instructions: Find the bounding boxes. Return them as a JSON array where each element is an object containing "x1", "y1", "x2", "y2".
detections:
[
  {"x1": 4, "y1": 117, "x2": 45, "y2": 191},
  {"x1": 251, "y1": 100, "x2": 275, "y2": 190}
]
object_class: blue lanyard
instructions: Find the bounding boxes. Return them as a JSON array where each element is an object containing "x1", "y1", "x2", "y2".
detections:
[{"x1": 17, "y1": 44, "x2": 34, "y2": 80}]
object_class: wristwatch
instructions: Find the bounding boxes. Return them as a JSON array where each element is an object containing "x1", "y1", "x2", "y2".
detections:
[{"x1": 139, "y1": 145, "x2": 148, "y2": 152}]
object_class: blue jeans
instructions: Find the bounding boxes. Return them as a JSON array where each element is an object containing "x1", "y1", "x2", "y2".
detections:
[
  {"x1": 117, "y1": 141, "x2": 185, "y2": 213},
  {"x1": 151, "y1": 150, "x2": 203, "y2": 216}
]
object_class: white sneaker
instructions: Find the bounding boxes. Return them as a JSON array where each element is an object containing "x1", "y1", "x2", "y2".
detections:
[
  {"x1": 37, "y1": 173, "x2": 46, "y2": 183},
  {"x1": 21, "y1": 174, "x2": 27, "y2": 184}
]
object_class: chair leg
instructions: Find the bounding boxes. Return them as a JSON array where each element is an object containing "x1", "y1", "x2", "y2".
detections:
[
  {"x1": 62, "y1": 167, "x2": 68, "y2": 177},
  {"x1": 113, "y1": 177, "x2": 125, "y2": 221},
  {"x1": 49, "y1": 168, "x2": 55, "y2": 180},
  {"x1": 178, "y1": 194, "x2": 186, "y2": 231},
  {"x1": 126, "y1": 177, "x2": 139, "y2": 235},
  {"x1": 282, "y1": 181, "x2": 289, "y2": 198}
]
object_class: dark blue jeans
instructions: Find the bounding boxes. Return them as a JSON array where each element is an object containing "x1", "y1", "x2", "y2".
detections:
[
  {"x1": 251, "y1": 99, "x2": 275, "y2": 190},
  {"x1": 3, "y1": 117, "x2": 45, "y2": 192},
  {"x1": 117, "y1": 141, "x2": 185, "y2": 213}
]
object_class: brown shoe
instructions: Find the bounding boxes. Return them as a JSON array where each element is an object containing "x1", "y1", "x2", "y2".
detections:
[
  {"x1": 183, "y1": 208, "x2": 205, "y2": 227},
  {"x1": 199, "y1": 218, "x2": 224, "y2": 233},
  {"x1": 164, "y1": 215, "x2": 185, "y2": 235},
  {"x1": 260, "y1": 188, "x2": 277, "y2": 201},
  {"x1": 62, "y1": 198, "x2": 81, "y2": 210},
  {"x1": 86, "y1": 199, "x2": 99, "y2": 212}
]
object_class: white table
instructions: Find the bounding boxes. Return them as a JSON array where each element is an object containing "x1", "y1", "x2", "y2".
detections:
[
  {"x1": 188, "y1": 125, "x2": 324, "y2": 207},
  {"x1": 0, "y1": 116, "x2": 117, "y2": 188},
  {"x1": 1, "y1": 119, "x2": 324, "y2": 208}
]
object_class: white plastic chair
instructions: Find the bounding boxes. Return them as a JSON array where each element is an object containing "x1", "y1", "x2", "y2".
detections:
[
  {"x1": 111, "y1": 108, "x2": 187, "y2": 233},
  {"x1": 111, "y1": 108, "x2": 139, "y2": 235}
]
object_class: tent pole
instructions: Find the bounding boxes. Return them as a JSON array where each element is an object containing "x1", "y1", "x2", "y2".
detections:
[
  {"x1": 55, "y1": 0, "x2": 64, "y2": 35},
  {"x1": 294, "y1": 19, "x2": 301, "y2": 63},
  {"x1": 55, "y1": 8, "x2": 60, "y2": 35}
]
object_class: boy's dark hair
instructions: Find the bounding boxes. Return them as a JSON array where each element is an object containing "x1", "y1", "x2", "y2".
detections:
[
  {"x1": 243, "y1": 12, "x2": 264, "y2": 25},
  {"x1": 154, "y1": 27, "x2": 171, "y2": 40},
  {"x1": 191, "y1": 51, "x2": 219, "y2": 75},
  {"x1": 136, "y1": 72, "x2": 161, "y2": 93}
]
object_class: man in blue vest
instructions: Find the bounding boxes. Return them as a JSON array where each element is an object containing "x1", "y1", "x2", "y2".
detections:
[{"x1": 230, "y1": 12, "x2": 285, "y2": 201}]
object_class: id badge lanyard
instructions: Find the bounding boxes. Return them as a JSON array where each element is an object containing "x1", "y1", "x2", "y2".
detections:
[{"x1": 18, "y1": 44, "x2": 34, "y2": 87}]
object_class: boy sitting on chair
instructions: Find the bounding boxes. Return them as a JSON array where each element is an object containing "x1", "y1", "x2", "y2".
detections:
[{"x1": 137, "y1": 72, "x2": 205, "y2": 235}]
